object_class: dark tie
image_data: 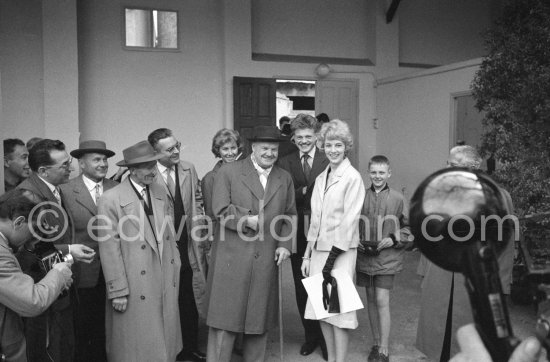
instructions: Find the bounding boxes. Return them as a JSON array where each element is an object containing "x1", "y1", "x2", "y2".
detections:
[{"x1": 302, "y1": 154, "x2": 311, "y2": 182}]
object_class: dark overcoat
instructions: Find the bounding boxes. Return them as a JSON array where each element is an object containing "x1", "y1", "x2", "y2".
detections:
[{"x1": 205, "y1": 156, "x2": 297, "y2": 334}]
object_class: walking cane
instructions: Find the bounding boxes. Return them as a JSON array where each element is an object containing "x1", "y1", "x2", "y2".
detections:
[{"x1": 278, "y1": 263, "x2": 284, "y2": 362}]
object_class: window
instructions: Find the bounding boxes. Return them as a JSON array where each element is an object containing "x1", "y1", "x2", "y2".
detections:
[{"x1": 124, "y1": 8, "x2": 178, "y2": 50}]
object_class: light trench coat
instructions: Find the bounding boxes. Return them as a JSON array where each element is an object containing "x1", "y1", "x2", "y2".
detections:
[{"x1": 98, "y1": 178, "x2": 182, "y2": 362}]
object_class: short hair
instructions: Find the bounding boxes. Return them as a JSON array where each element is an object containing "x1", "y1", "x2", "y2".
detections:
[
  {"x1": 3, "y1": 138, "x2": 25, "y2": 158},
  {"x1": 290, "y1": 114, "x2": 320, "y2": 134},
  {"x1": 316, "y1": 113, "x2": 330, "y2": 124},
  {"x1": 278, "y1": 116, "x2": 290, "y2": 126},
  {"x1": 317, "y1": 119, "x2": 353, "y2": 152},
  {"x1": 147, "y1": 128, "x2": 173, "y2": 150},
  {"x1": 368, "y1": 155, "x2": 390, "y2": 169},
  {"x1": 211, "y1": 128, "x2": 243, "y2": 158},
  {"x1": 0, "y1": 190, "x2": 37, "y2": 221},
  {"x1": 28, "y1": 139, "x2": 66, "y2": 172},
  {"x1": 26, "y1": 137, "x2": 43, "y2": 151},
  {"x1": 449, "y1": 145, "x2": 482, "y2": 169}
]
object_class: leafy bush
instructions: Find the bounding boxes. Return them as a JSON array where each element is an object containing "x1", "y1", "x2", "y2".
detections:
[{"x1": 472, "y1": 0, "x2": 550, "y2": 228}]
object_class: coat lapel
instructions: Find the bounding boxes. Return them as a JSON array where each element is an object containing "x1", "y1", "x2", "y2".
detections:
[
  {"x1": 119, "y1": 179, "x2": 159, "y2": 255},
  {"x1": 310, "y1": 148, "x2": 329, "y2": 187},
  {"x1": 149, "y1": 185, "x2": 166, "y2": 258},
  {"x1": 73, "y1": 176, "x2": 97, "y2": 215},
  {"x1": 263, "y1": 167, "x2": 283, "y2": 208},
  {"x1": 324, "y1": 158, "x2": 351, "y2": 193},
  {"x1": 240, "y1": 157, "x2": 265, "y2": 201},
  {"x1": 177, "y1": 161, "x2": 189, "y2": 207},
  {"x1": 29, "y1": 173, "x2": 57, "y2": 202}
]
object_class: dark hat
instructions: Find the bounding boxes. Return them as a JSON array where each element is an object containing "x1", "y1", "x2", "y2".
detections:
[
  {"x1": 247, "y1": 125, "x2": 286, "y2": 143},
  {"x1": 116, "y1": 140, "x2": 163, "y2": 167},
  {"x1": 70, "y1": 140, "x2": 115, "y2": 159}
]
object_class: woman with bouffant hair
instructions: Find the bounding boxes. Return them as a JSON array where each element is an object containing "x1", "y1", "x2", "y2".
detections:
[
  {"x1": 301, "y1": 119, "x2": 365, "y2": 362},
  {"x1": 201, "y1": 128, "x2": 243, "y2": 231}
]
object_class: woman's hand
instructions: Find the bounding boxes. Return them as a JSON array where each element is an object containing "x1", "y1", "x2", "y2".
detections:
[{"x1": 301, "y1": 259, "x2": 310, "y2": 277}]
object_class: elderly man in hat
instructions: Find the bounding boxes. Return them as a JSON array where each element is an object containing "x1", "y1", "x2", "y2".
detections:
[
  {"x1": 59, "y1": 140, "x2": 117, "y2": 362},
  {"x1": 97, "y1": 140, "x2": 182, "y2": 362},
  {"x1": 205, "y1": 125, "x2": 297, "y2": 362}
]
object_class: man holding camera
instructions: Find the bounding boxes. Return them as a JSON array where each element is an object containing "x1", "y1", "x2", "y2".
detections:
[{"x1": 0, "y1": 192, "x2": 73, "y2": 362}]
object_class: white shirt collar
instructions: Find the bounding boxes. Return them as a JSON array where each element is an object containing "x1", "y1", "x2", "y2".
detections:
[
  {"x1": 82, "y1": 174, "x2": 103, "y2": 192},
  {"x1": 38, "y1": 175, "x2": 57, "y2": 193},
  {"x1": 129, "y1": 177, "x2": 146, "y2": 195},
  {"x1": 251, "y1": 155, "x2": 273, "y2": 176},
  {"x1": 300, "y1": 147, "x2": 316, "y2": 160}
]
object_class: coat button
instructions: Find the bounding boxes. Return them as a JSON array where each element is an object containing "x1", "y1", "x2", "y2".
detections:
[
  {"x1": 254, "y1": 252, "x2": 260, "y2": 259},
  {"x1": 141, "y1": 244, "x2": 146, "y2": 250},
  {"x1": 171, "y1": 259, "x2": 174, "y2": 264},
  {"x1": 141, "y1": 270, "x2": 146, "y2": 275},
  {"x1": 140, "y1": 295, "x2": 145, "y2": 300}
]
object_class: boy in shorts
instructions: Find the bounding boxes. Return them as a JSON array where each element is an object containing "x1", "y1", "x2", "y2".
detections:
[{"x1": 356, "y1": 155, "x2": 411, "y2": 362}]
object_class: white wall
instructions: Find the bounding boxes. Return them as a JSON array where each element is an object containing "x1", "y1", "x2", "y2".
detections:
[
  {"x1": 252, "y1": 0, "x2": 375, "y2": 62},
  {"x1": 78, "y1": 0, "x2": 225, "y2": 177},
  {"x1": 376, "y1": 59, "x2": 481, "y2": 199}
]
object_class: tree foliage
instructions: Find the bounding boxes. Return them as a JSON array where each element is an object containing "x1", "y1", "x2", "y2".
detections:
[{"x1": 472, "y1": 0, "x2": 550, "y2": 224}]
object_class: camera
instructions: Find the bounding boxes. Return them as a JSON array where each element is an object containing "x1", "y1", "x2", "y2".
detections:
[{"x1": 33, "y1": 241, "x2": 74, "y2": 274}]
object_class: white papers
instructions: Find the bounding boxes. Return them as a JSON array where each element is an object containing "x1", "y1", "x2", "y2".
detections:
[{"x1": 302, "y1": 269, "x2": 364, "y2": 320}]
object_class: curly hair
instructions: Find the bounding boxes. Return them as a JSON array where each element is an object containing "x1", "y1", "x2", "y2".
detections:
[
  {"x1": 316, "y1": 119, "x2": 353, "y2": 153},
  {"x1": 211, "y1": 128, "x2": 243, "y2": 158},
  {"x1": 290, "y1": 114, "x2": 320, "y2": 134}
]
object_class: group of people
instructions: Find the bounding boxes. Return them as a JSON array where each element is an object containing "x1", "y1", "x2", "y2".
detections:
[{"x1": 0, "y1": 114, "x2": 543, "y2": 362}]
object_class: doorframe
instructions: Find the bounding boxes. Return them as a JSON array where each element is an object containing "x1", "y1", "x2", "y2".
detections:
[{"x1": 449, "y1": 90, "x2": 473, "y2": 149}]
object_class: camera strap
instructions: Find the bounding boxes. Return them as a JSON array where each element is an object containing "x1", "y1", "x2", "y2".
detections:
[{"x1": 440, "y1": 273, "x2": 455, "y2": 361}]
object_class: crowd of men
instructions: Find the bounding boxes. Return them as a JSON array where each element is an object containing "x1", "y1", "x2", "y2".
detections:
[{"x1": 0, "y1": 115, "x2": 542, "y2": 362}]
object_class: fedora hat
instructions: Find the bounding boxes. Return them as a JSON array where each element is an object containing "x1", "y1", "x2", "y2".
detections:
[
  {"x1": 247, "y1": 125, "x2": 286, "y2": 143},
  {"x1": 116, "y1": 140, "x2": 163, "y2": 167},
  {"x1": 70, "y1": 140, "x2": 115, "y2": 159}
]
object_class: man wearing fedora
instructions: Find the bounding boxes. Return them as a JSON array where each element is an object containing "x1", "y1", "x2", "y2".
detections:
[
  {"x1": 60, "y1": 140, "x2": 118, "y2": 362},
  {"x1": 97, "y1": 140, "x2": 182, "y2": 362},
  {"x1": 205, "y1": 125, "x2": 297, "y2": 362},
  {"x1": 148, "y1": 128, "x2": 207, "y2": 362}
]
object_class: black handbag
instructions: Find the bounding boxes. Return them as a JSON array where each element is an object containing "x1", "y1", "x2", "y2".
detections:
[{"x1": 359, "y1": 241, "x2": 380, "y2": 256}]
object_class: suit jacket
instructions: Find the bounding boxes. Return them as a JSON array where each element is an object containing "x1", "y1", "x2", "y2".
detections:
[
  {"x1": 278, "y1": 147, "x2": 328, "y2": 254},
  {"x1": 153, "y1": 160, "x2": 208, "y2": 317},
  {"x1": 97, "y1": 178, "x2": 182, "y2": 362},
  {"x1": 0, "y1": 236, "x2": 67, "y2": 362},
  {"x1": 307, "y1": 157, "x2": 365, "y2": 251},
  {"x1": 205, "y1": 156, "x2": 297, "y2": 333},
  {"x1": 59, "y1": 175, "x2": 118, "y2": 288},
  {"x1": 15, "y1": 173, "x2": 73, "y2": 255}
]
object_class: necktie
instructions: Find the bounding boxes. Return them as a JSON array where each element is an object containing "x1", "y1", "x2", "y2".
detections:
[
  {"x1": 141, "y1": 188, "x2": 149, "y2": 207},
  {"x1": 94, "y1": 184, "x2": 101, "y2": 205},
  {"x1": 302, "y1": 154, "x2": 311, "y2": 182},
  {"x1": 259, "y1": 170, "x2": 268, "y2": 190},
  {"x1": 53, "y1": 187, "x2": 62, "y2": 204},
  {"x1": 166, "y1": 168, "x2": 176, "y2": 197}
]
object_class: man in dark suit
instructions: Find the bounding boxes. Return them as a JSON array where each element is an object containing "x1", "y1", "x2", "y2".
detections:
[
  {"x1": 13, "y1": 139, "x2": 94, "y2": 361},
  {"x1": 60, "y1": 140, "x2": 118, "y2": 362},
  {"x1": 278, "y1": 114, "x2": 329, "y2": 360},
  {"x1": 148, "y1": 128, "x2": 207, "y2": 362}
]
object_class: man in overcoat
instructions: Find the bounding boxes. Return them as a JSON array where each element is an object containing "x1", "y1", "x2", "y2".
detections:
[
  {"x1": 97, "y1": 140, "x2": 182, "y2": 362},
  {"x1": 60, "y1": 140, "x2": 117, "y2": 362},
  {"x1": 278, "y1": 114, "x2": 328, "y2": 359},
  {"x1": 205, "y1": 125, "x2": 297, "y2": 362},
  {"x1": 148, "y1": 128, "x2": 207, "y2": 362}
]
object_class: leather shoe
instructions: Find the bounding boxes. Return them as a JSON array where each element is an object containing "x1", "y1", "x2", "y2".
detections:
[
  {"x1": 300, "y1": 341, "x2": 318, "y2": 356},
  {"x1": 177, "y1": 349, "x2": 206, "y2": 362}
]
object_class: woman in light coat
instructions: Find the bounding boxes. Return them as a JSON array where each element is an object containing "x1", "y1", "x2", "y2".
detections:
[{"x1": 301, "y1": 119, "x2": 365, "y2": 362}]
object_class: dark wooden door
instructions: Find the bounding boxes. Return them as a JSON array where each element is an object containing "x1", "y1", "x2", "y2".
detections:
[{"x1": 233, "y1": 77, "x2": 277, "y2": 156}]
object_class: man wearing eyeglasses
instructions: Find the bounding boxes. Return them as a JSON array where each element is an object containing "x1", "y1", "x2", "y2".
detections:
[
  {"x1": 13, "y1": 139, "x2": 94, "y2": 362},
  {"x1": 148, "y1": 128, "x2": 207, "y2": 362}
]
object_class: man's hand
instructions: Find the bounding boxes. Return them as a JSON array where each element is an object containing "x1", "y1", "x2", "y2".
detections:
[
  {"x1": 112, "y1": 296, "x2": 128, "y2": 313},
  {"x1": 246, "y1": 215, "x2": 259, "y2": 231},
  {"x1": 52, "y1": 262, "x2": 73, "y2": 289},
  {"x1": 274, "y1": 247, "x2": 290, "y2": 266},
  {"x1": 70, "y1": 244, "x2": 95, "y2": 263},
  {"x1": 450, "y1": 324, "x2": 541, "y2": 362},
  {"x1": 377, "y1": 237, "x2": 393, "y2": 251}
]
